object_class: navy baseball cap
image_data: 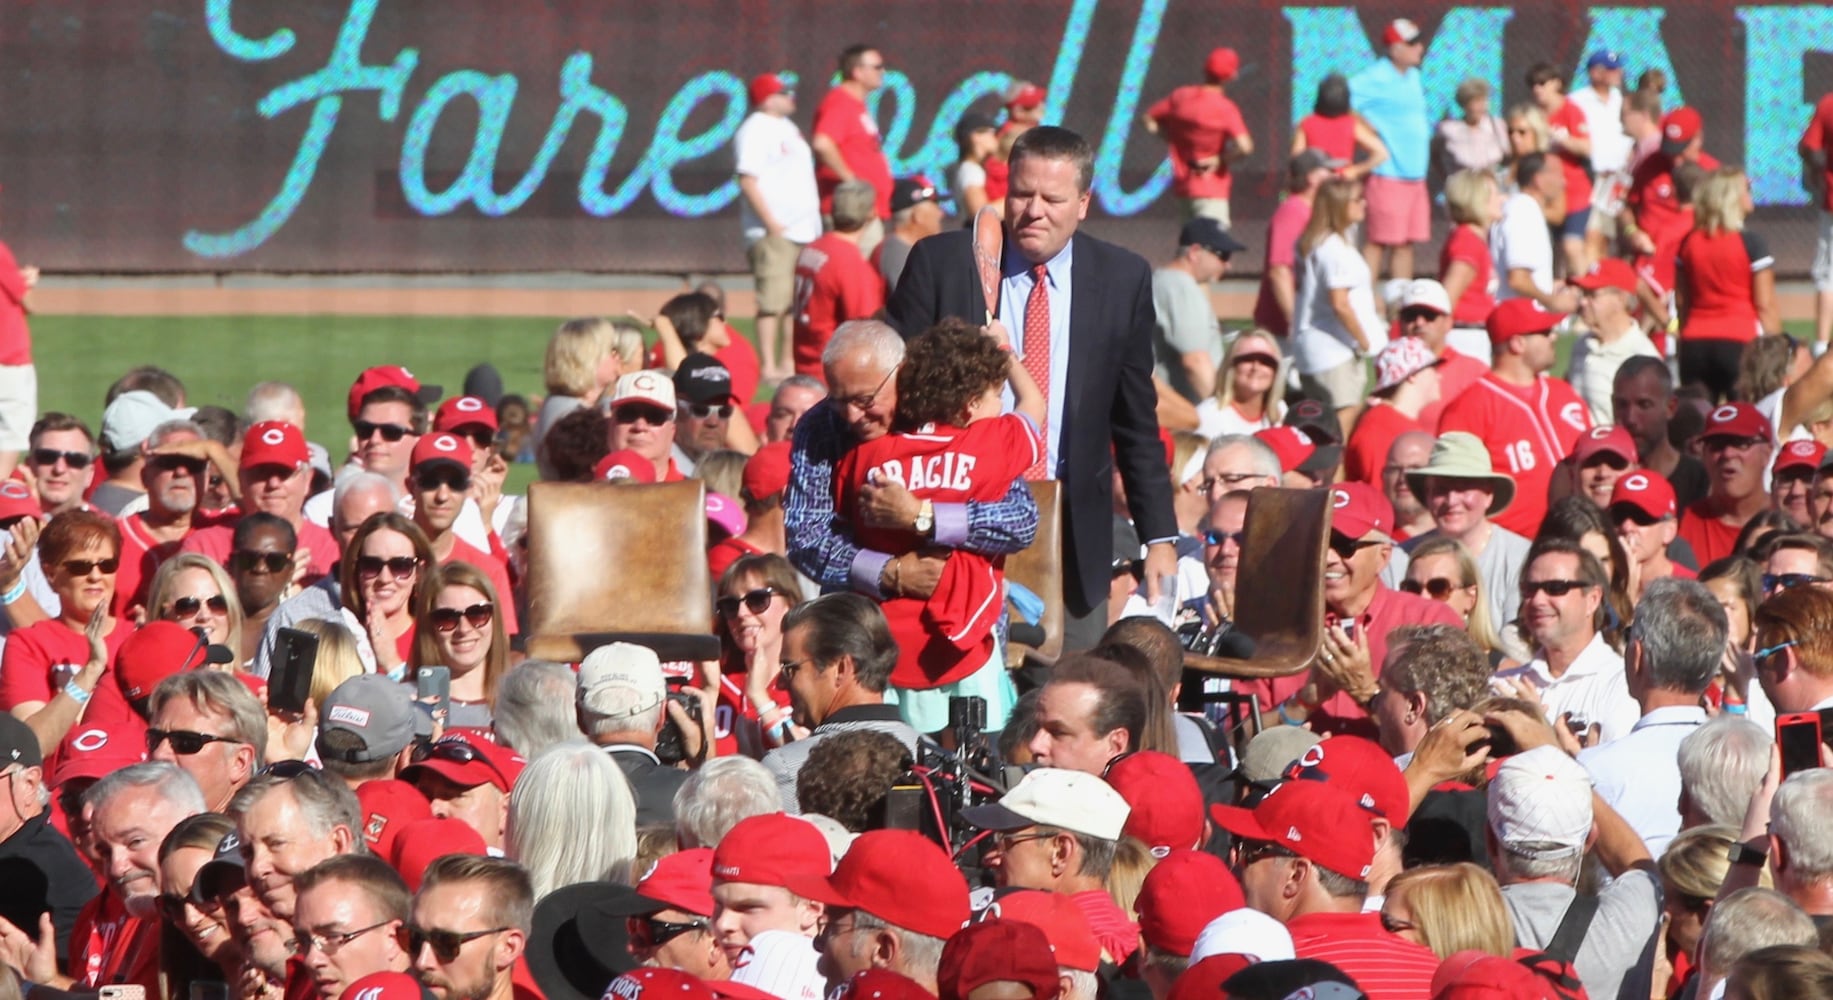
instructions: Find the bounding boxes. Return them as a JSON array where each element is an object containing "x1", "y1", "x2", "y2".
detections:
[{"x1": 1178, "y1": 217, "x2": 1246, "y2": 259}]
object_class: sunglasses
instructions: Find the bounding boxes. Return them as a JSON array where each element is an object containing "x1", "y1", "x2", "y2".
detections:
[
  {"x1": 400, "y1": 925, "x2": 510, "y2": 964},
  {"x1": 415, "y1": 469, "x2": 473, "y2": 493},
  {"x1": 147, "y1": 728, "x2": 243, "y2": 756},
  {"x1": 148, "y1": 454, "x2": 208, "y2": 476},
  {"x1": 626, "y1": 915, "x2": 709, "y2": 950},
  {"x1": 158, "y1": 891, "x2": 219, "y2": 922},
  {"x1": 1520, "y1": 578, "x2": 1589, "y2": 598},
  {"x1": 1230, "y1": 839, "x2": 1297, "y2": 870},
  {"x1": 459, "y1": 429, "x2": 495, "y2": 450},
  {"x1": 683, "y1": 403, "x2": 734, "y2": 420},
  {"x1": 717, "y1": 587, "x2": 783, "y2": 617},
  {"x1": 232, "y1": 550, "x2": 293, "y2": 574},
  {"x1": 356, "y1": 555, "x2": 421, "y2": 580},
  {"x1": 1379, "y1": 912, "x2": 1417, "y2": 935},
  {"x1": 1701, "y1": 435, "x2": 1765, "y2": 452},
  {"x1": 411, "y1": 739, "x2": 507, "y2": 785},
  {"x1": 430, "y1": 602, "x2": 494, "y2": 633},
  {"x1": 612, "y1": 405, "x2": 672, "y2": 426},
  {"x1": 1399, "y1": 577, "x2": 1459, "y2": 600},
  {"x1": 778, "y1": 657, "x2": 815, "y2": 682},
  {"x1": 1328, "y1": 535, "x2": 1381, "y2": 560},
  {"x1": 1755, "y1": 639, "x2": 1799, "y2": 669},
  {"x1": 1765, "y1": 573, "x2": 1829, "y2": 594},
  {"x1": 170, "y1": 594, "x2": 230, "y2": 617},
  {"x1": 62, "y1": 558, "x2": 119, "y2": 576},
  {"x1": 31, "y1": 448, "x2": 91, "y2": 469},
  {"x1": 353, "y1": 421, "x2": 413, "y2": 443},
  {"x1": 262, "y1": 759, "x2": 316, "y2": 779},
  {"x1": 1204, "y1": 529, "x2": 1246, "y2": 547},
  {"x1": 1398, "y1": 307, "x2": 1442, "y2": 323}
]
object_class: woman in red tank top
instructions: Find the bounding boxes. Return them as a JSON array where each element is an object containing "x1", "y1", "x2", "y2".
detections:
[
  {"x1": 1291, "y1": 73, "x2": 1387, "y2": 180},
  {"x1": 1675, "y1": 167, "x2": 1779, "y2": 401},
  {"x1": 1439, "y1": 169, "x2": 1502, "y2": 328}
]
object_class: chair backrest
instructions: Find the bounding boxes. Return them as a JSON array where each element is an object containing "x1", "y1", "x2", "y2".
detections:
[
  {"x1": 1004, "y1": 480, "x2": 1064, "y2": 663},
  {"x1": 1186, "y1": 486, "x2": 1329, "y2": 679},
  {"x1": 522, "y1": 478, "x2": 721, "y2": 662}
]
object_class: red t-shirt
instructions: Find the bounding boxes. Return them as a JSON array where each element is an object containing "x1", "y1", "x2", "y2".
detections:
[
  {"x1": 1438, "y1": 225, "x2": 1495, "y2": 327},
  {"x1": 812, "y1": 88, "x2": 893, "y2": 218},
  {"x1": 708, "y1": 536, "x2": 767, "y2": 585},
  {"x1": 792, "y1": 233, "x2": 885, "y2": 377},
  {"x1": 1252, "y1": 196, "x2": 1314, "y2": 335},
  {"x1": 1070, "y1": 889, "x2": 1139, "y2": 965},
  {"x1": 1676, "y1": 229, "x2": 1772, "y2": 342},
  {"x1": 112, "y1": 513, "x2": 187, "y2": 616},
  {"x1": 180, "y1": 511, "x2": 340, "y2": 583},
  {"x1": 1547, "y1": 100, "x2": 1593, "y2": 216},
  {"x1": 445, "y1": 535, "x2": 519, "y2": 636},
  {"x1": 1416, "y1": 347, "x2": 1487, "y2": 433},
  {"x1": 0, "y1": 618, "x2": 141, "y2": 775},
  {"x1": 69, "y1": 887, "x2": 156, "y2": 990},
  {"x1": 1438, "y1": 374, "x2": 1592, "y2": 537},
  {"x1": 1629, "y1": 150, "x2": 1721, "y2": 294},
  {"x1": 1344, "y1": 404, "x2": 1423, "y2": 486},
  {"x1": 1288, "y1": 911, "x2": 1442, "y2": 1000},
  {"x1": 0, "y1": 240, "x2": 31, "y2": 367},
  {"x1": 1298, "y1": 114, "x2": 1357, "y2": 163},
  {"x1": 837, "y1": 414, "x2": 1042, "y2": 689},
  {"x1": 1145, "y1": 85, "x2": 1247, "y2": 199},
  {"x1": 1678, "y1": 500, "x2": 1753, "y2": 568},
  {"x1": 1801, "y1": 94, "x2": 1833, "y2": 212}
]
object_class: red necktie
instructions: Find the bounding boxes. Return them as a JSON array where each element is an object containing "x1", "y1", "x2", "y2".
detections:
[{"x1": 1023, "y1": 263, "x2": 1052, "y2": 480}]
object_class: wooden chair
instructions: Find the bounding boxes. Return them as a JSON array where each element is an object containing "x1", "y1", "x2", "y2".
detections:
[
  {"x1": 521, "y1": 479, "x2": 722, "y2": 663},
  {"x1": 1004, "y1": 481, "x2": 1063, "y2": 666},
  {"x1": 1185, "y1": 486, "x2": 1330, "y2": 680}
]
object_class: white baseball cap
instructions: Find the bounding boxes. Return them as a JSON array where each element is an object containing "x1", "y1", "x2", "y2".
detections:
[
  {"x1": 960, "y1": 767, "x2": 1131, "y2": 841},
  {"x1": 1486, "y1": 745, "x2": 1594, "y2": 858},
  {"x1": 1398, "y1": 278, "x2": 1453, "y2": 315},
  {"x1": 577, "y1": 642, "x2": 666, "y2": 721},
  {"x1": 1190, "y1": 908, "x2": 1296, "y2": 963},
  {"x1": 610, "y1": 370, "x2": 675, "y2": 412}
]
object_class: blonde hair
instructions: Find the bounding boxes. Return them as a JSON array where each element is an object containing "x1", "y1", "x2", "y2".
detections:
[
  {"x1": 1298, "y1": 177, "x2": 1361, "y2": 257},
  {"x1": 1661, "y1": 824, "x2": 1768, "y2": 898},
  {"x1": 291, "y1": 618, "x2": 365, "y2": 707},
  {"x1": 1167, "y1": 431, "x2": 1209, "y2": 489},
  {"x1": 1406, "y1": 537, "x2": 1505, "y2": 652},
  {"x1": 1505, "y1": 103, "x2": 1550, "y2": 153},
  {"x1": 1385, "y1": 863, "x2": 1514, "y2": 959},
  {"x1": 1214, "y1": 331, "x2": 1289, "y2": 419},
  {"x1": 1445, "y1": 169, "x2": 1498, "y2": 227},
  {"x1": 146, "y1": 554, "x2": 245, "y2": 662},
  {"x1": 544, "y1": 318, "x2": 620, "y2": 397},
  {"x1": 1105, "y1": 835, "x2": 1158, "y2": 916},
  {"x1": 1695, "y1": 167, "x2": 1750, "y2": 235},
  {"x1": 411, "y1": 561, "x2": 510, "y2": 704},
  {"x1": 693, "y1": 449, "x2": 749, "y2": 502}
]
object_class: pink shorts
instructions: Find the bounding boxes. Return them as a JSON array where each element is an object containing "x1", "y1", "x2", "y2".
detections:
[{"x1": 1365, "y1": 175, "x2": 1429, "y2": 246}]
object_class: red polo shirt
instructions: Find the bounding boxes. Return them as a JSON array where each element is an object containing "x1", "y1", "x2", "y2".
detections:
[{"x1": 1288, "y1": 911, "x2": 1441, "y2": 1000}]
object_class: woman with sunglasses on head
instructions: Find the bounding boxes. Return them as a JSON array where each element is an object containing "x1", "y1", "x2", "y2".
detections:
[
  {"x1": 146, "y1": 553, "x2": 244, "y2": 660},
  {"x1": 226, "y1": 513, "x2": 296, "y2": 666},
  {"x1": 708, "y1": 553, "x2": 805, "y2": 758},
  {"x1": 1194, "y1": 330, "x2": 1287, "y2": 441},
  {"x1": 0, "y1": 510, "x2": 139, "y2": 759},
  {"x1": 157, "y1": 812, "x2": 242, "y2": 999},
  {"x1": 339, "y1": 512, "x2": 435, "y2": 681},
  {"x1": 410, "y1": 562, "x2": 508, "y2": 729},
  {"x1": 1402, "y1": 536, "x2": 1515, "y2": 670}
]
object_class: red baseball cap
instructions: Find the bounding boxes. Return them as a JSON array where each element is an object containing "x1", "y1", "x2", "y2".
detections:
[
  {"x1": 1569, "y1": 258, "x2": 1637, "y2": 294},
  {"x1": 595, "y1": 449, "x2": 658, "y2": 484},
  {"x1": 340, "y1": 972, "x2": 432, "y2": 1000},
  {"x1": 1255, "y1": 425, "x2": 1315, "y2": 472},
  {"x1": 241, "y1": 421, "x2": 309, "y2": 471},
  {"x1": 634, "y1": 847, "x2": 716, "y2": 918},
  {"x1": 711, "y1": 814, "x2": 832, "y2": 893},
  {"x1": 1166, "y1": 955, "x2": 1257, "y2": 1000},
  {"x1": 748, "y1": 73, "x2": 791, "y2": 107},
  {"x1": 434, "y1": 396, "x2": 499, "y2": 435},
  {"x1": 602, "y1": 968, "x2": 715, "y2": 1000},
  {"x1": 1209, "y1": 779, "x2": 1376, "y2": 880},
  {"x1": 388, "y1": 818, "x2": 487, "y2": 892},
  {"x1": 1572, "y1": 425, "x2": 1635, "y2": 467},
  {"x1": 48, "y1": 726, "x2": 145, "y2": 789},
  {"x1": 1661, "y1": 106, "x2": 1703, "y2": 157},
  {"x1": 1136, "y1": 850, "x2": 1244, "y2": 957},
  {"x1": 937, "y1": 920, "x2": 1061, "y2": 1000},
  {"x1": 1330, "y1": 482, "x2": 1394, "y2": 541},
  {"x1": 1775, "y1": 439, "x2": 1826, "y2": 475},
  {"x1": 1106, "y1": 751, "x2": 1205, "y2": 856},
  {"x1": 1204, "y1": 47, "x2": 1240, "y2": 82},
  {"x1": 0, "y1": 480, "x2": 40, "y2": 522},
  {"x1": 1284, "y1": 735, "x2": 1407, "y2": 822},
  {"x1": 1486, "y1": 300, "x2": 1565, "y2": 345},
  {"x1": 115, "y1": 621, "x2": 218, "y2": 701},
  {"x1": 348, "y1": 366, "x2": 442, "y2": 422},
  {"x1": 399, "y1": 731, "x2": 525, "y2": 794},
  {"x1": 804, "y1": 830, "x2": 970, "y2": 939},
  {"x1": 831, "y1": 970, "x2": 935, "y2": 1000},
  {"x1": 1608, "y1": 470, "x2": 1677, "y2": 522},
  {"x1": 742, "y1": 441, "x2": 793, "y2": 502},
  {"x1": 1699, "y1": 402, "x2": 1772, "y2": 444},
  {"x1": 1005, "y1": 84, "x2": 1046, "y2": 110},
  {"x1": 355, "y1": 779, "x2": 432, "y2": 861},
  {"x1": 1382, "y1": 17, "x2": 1422, "y2": 45},
  {"x1": 410, "y1": 432, "x2": 473, "y2": 475},
  {"x1": 994, "y1": 891, "x2": 1101, "y2": 973}
]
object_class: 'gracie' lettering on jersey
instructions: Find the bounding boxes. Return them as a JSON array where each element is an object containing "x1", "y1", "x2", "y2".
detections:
[{"x1": 869, "y1": 448, "x2": 977, "y2": 492}]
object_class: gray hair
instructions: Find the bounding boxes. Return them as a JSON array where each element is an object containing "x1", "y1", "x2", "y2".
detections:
[
  {"x1": 146, "y1": 419, "x2": 206, "y2": 451},
  {"x1": 1771, "y1": 769, "x2": 1833, "y2": 882},
  {"x1": 774, "y1": 374, "x2": 828, "y2": 403},
  {"x1": 229, "y1": 767, "x2": 363, "y2": 845},
  {"x1": 85, "y1": 761, "x2": 207, "y2": 815},
  {"x1": 1679, "y1": 717, "x2": 1771, "y2": 828},
  {"x1": 332, "y1": 472, "x2": 402, "y2": 531},
  {"x1": 1207, "y1": 433, "x2": 1282, "y2": 477},
  {"x1": 1698, "y1": 887, "x2": 1818, "y2": 988},
  {"x1": 493, "y1": 661, "x2": 583, "y2": 756},
  {"x1": 507, "y1": 741, "x2": 638, "y2": 898},
  {"x1": 831, "y1": 181, "x2": 878, "y2": 232},
  {"x1": 244, "y1": 382, "x2": 304, "y2": 426},
  {"x1": 673, "y1": 756, "x2": 780, "y2": 848},
  {"x1": 849, "y1": 909, "x2": 947, "y2": 984},
  {"x1": 1631, "y1": 579, "x2": 1727, "y2": 695},
  {"x1": 822, "y1": 320, "x2": 906, "y2": 375},
  {"x1": 1061, "y1": 970, "x2": 1099, "y2": 1000},
  {"x1": 1495, "y1": 847, "x2": 1583, "y2": 885},
  {"x1": 149, "y1": 670, "x2": 269, "y2": 769}
]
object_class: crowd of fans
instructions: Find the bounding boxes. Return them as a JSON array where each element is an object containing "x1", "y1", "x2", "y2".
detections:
[{"x1": 11, "y1": 20, "x2": 1833, "y2": 1000}]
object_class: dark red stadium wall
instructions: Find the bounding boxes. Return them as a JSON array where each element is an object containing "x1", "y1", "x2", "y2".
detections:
[{"x1": 4, "y1": 0, "x2": 1831, "y2": 274}]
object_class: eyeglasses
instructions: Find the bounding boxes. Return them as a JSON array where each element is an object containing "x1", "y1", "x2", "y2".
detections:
[
  {"x1": 294, "y1": 920, "x2": 396, "y2": 957},
  {"x1": 430, "y1": 602, "x2": 494, "y2": 633},
  {"x1": 833, "y1": 364, "x2": 901, "y2": 413},
  {"x1": 994, "y1": 831, "x2": 1056, "y2": 852},
  {"x1": 62, "y1": 558, "x2": 119, "y2": 576},
  {"x1": 1701, "y1": 435, "x2": 1766, "y2": 453},
  {"x1": 1204, "y1": 529, "x2": 1246, "y2": 548},
  {"x1": 147, "y1": 728, "x2": 243, "y2": 756},
  {"x1": 1328, "y1": 535, "x2": 1381, "y2": 560},
  {"x1": 231, "y1": 550, "x2": 293, "y2": 575},
  {"x1": 148, "y1": 454, "x2": 207, "y2": 477},
  {"x1": 401, "y1": 925, "x2": 510, "y2": 963},
  {"x1": 612, "y1": 405, "x2": 672, "y2": 426},
  {"x1": 415, "y1": 469, "x2": 472, "y2": 493},
  {"x1": 716, "y1": 587, "x2": 783, "y2": 618},
  {"x1": 1754, "y1": 639, "x2": 1799, "y2": 670},
  {"x1": 1520, "y1": 578, "x2": 1590, "y2": 597},
  {"x1": 682, "y1": 403, "x2": 734, "y2": 420},
  {"x1": 170, "y1": 594, "x2": 231, "y2": 617},
  {"x1": 356, "y1": 555, "x2": 421, "y2": 580},
  {"x1": 411, "y1": 739, "x2": 507, "y2": 785},
  {"x1": 778, "y1": 658, "x2": 815, "y2": 682},
  {"x1": 353, "y1": 421, "x2": 413, "y2": 443},
  {"x1": 31, "y1": 448, "x2": 91, "y2": 469},
  {"x1": 1765, "y1": 573, "x2": 1829, "y2": 594},
  {"x1": 626, "y1": 915, "x2": 709, "y2": 950},
  {"x1": 1400, "y1": 577, "x2": 1458, "y2": 600},
  {"x1": 1204, "y1": 471, "x2": 1264, "y2": 493},
  {"x1": 1230, "y1": 840, "x2": 1297, "y2": 870}
]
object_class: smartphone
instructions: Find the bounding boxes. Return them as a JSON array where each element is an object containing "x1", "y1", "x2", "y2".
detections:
[
  {"x1": 102, "y1": 987, "x2": 147, "y2": 1000},
  {"x1": 268, "y1": 627, "x2": 320, "y2": 715},
  {"x1": 417, "y1": 666, "x2": 451, "y2": 727},
  {"x1": 1779, "y1": 712, "x2": 1824, "y2": 776}
]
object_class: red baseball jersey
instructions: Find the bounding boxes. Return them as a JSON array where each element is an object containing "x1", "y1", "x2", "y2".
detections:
[
  {"x1": 1438, "y1": 373, "x2": 1592, "y2": 537},
  {"x1": 1547, "y1": 100, "x2": 1593, "y2": 216},
  {"x1": 792, "y1": 233, "x2": 885, "y2": 377},
  {"x1": 837, "y1": 413, "x2": 1042, "y2": 689}
]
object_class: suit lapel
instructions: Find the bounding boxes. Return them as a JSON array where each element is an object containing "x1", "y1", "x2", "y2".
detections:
[{"x1": 1062, "y1": 232, "x2": 1091, "y2": 452}]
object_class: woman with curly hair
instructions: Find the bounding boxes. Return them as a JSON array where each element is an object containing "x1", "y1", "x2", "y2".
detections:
[{"x1": 834, "y1": 318, "x2": 1044, "y2": 733}]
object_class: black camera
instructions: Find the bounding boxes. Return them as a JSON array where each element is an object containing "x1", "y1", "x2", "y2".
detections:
[{"x1": 654, "y1": 690, "x2": 703, "y2": 765}]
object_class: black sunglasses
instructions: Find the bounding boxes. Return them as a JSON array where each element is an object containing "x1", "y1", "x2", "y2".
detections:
[
  {"x1": 1204, "y1": 529, "x2": 1246, "y2": 547},
  {"x1": 353, "y1": 420, "x2": 413, "y2": 443},
  {"x1": 400, "y1": 924, "x2": 511, "y2": 964},
  {"x1": 1328, "y1": 535, "x2": 1381, "y2": 560},
  {"x1": 411, "y1": 739, "x2": 507, "y2": 784},
  {"x1": 232, "y1": 550, "x2": 293, "y2": 574},
  {"x1": 62, "y1": 558, "x2": 119, "y2": 576},
  {"x1": 148, "y1": 728, "x2": 243, "y2": 756},
  {"x1": 1230, "y1": 839, "x2": 1297, "y2": 870},
  {"x1": 459, "y1": 429, "x2": 495, "y2": 450},
  {"x1": 627, "y1": 915, "x2": 709, "y2": 949},
  {"x1": 31, "y1": 448, "x2": 91, "y2": 469},
  {"x1": 148, "y1": 454, "x2": 208, "y2": 476},
  {"x1": 356, "y1": 555, "x2": 421, "y2": 579},
  {"x1": 261, "y1": 759, "x2": 317, "y2": 779},
  {"x1": 1399, "y1": 577, "x2": 1458, "y2": 600},
  {"x1": 1520, "y1": 578, "x2": 1589, "y2": 598},
  {"x1": 170, "y1": 594, "x2": 231, "y2": 617},
  {"x1": 415, "y1": 469, "x2": 473, "y2": 493},
  {"x1": 612, "y1": 405, "x2": 671, "y2": 426},
  {"x1": 430, "y1": 602, "x2": 494, "y2": 633},
  {"x1": 1765, "y1": 573, "x2": 1829, "y2": 593},
  {"x1": 158, "y1": 890, "x2": 219, "y2": 922},
  {"x1": 683, "y1": 403, "x2": 734, "y2": 420},
  {"x1": 716, "y1": 587, "x2": 782, "y2": 617}
]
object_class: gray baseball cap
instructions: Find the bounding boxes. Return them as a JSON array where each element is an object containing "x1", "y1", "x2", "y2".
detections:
[{"x1": 317, "y1": 674, "x2": 416, "y2": 764}]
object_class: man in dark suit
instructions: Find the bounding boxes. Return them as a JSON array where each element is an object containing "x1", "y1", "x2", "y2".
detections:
[
  {"x1": 886, "y1": 126, "x2": 1178, "y2": 646},
  {"x1": 577, "y1": 642, "x2": 687, "y2": 826}
]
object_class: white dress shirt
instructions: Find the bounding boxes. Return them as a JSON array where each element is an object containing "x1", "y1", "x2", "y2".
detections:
[
  {"x1": 1493, "y1": 633, "x2": 1639, "y2": 743},
  {"x1": 1579, "y1": 704, "x2": 1707, "y2": 856}
]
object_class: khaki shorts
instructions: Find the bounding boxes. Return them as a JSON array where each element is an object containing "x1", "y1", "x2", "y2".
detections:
[
  {"x1": 748, "y1": 235, "x2": 800, "y2": 314},
  {"x1": 1299, "y1": 357, "x2": 1367, "y2": 411},
  {"x1": 0, "y1": 364, "x2": 36, "y2": 453},
  {"x1": 1185, "y1": 197, "x2": 1232, "y2": 229}
]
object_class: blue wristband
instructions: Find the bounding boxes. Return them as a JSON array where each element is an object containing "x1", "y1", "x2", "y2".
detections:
[
  {"x1": 1724, "y1": 702, "x2": 1748, "y2": 715},
  {"x1": 1277, "y1": 701, "x2": 1306, "y2": 727},
  {"x1": 2, "y1": 578, "x2": 27, "y2": 606}
]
